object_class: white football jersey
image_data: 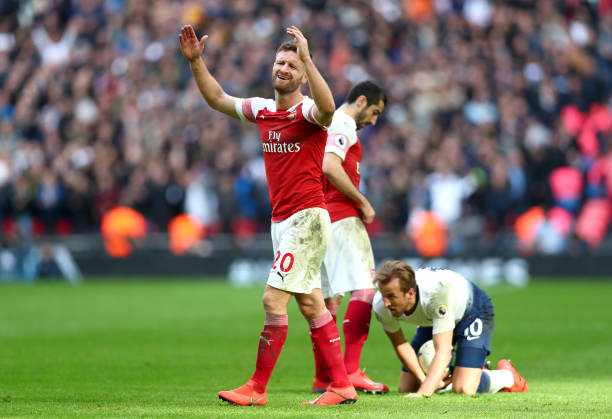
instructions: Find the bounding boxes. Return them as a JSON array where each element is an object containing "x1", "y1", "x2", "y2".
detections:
[
  {"x1": 324, "y1": 109, "x2": 358, "y2": 161},
  {"x1": 373, "y1": 268, "x2": 473, "y2": 335}
]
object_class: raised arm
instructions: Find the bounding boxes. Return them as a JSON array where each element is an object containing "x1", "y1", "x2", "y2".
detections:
[
  {"x1": 322, "y1": 152, "x2": 375, "y2": 223},
  {"x1": 286, "y1": 26, "x2": 335, "y2": 126},
  {"x1": 179, "y1": 25, "x2": 240, "y2": 119}
]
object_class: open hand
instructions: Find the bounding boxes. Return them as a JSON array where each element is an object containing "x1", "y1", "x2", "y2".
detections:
[
  {"x1": 286, "y1": 26, "x2": 311, "y2": 63},
  {"x1": 179, "y1": 25, "x2": 208, "y2": 62}
]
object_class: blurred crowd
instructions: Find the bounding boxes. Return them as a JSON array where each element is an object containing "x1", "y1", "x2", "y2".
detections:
[{"x1": 1, "y1": 0, "x2": 612, "y2": 256}]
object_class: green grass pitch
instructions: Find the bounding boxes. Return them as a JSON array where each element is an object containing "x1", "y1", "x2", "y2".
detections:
[{"x1": 1, "y1": 278, "x2": 611, "y2": 418}]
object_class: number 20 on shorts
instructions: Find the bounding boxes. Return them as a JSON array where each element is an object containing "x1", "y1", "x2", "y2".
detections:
[{"x1": 272, "y1": 251, "x2": 295, "y2": 273}]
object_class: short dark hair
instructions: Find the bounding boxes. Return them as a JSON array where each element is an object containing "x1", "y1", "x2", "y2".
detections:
[
  {"x1": 374, "y1": 260, "x2": 416, "y2": 293},
  {"x1": 346, "y1": 81, "x2": 387, "y2": 107},
  {"x1": 276, "y1": 41, "x2": 312, "y2": 58}
]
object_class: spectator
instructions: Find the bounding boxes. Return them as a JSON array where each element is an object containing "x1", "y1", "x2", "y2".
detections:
[
  {"x1": 1, "y1": 0, "x2": 612, "y2": 254},
  {"x1": 36, "y1": 243, "x2": 63, "y2": 278}
]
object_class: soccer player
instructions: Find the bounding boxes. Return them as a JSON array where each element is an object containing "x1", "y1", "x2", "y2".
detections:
[
  {"x1": 373, "y1": 260, "x2": 528, "y2": 396},
  {"x1": 311, "y1": 81, "x2": 389, "y2": 394},
  {"x1": 179, "y1": 25, "x2": 357, "y2": 406}
]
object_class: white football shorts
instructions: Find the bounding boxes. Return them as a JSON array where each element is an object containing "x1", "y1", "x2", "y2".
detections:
[
  {"x1": 267, "y1": 207, "x2": 331, "y2": 294},
  {"x1": 321, "y1": 216, "x2": 375, "y2": 299}
]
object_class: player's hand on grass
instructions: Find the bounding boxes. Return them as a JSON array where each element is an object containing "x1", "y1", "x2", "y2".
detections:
[
  {"x1": 360, "y1": 200, "x2": 375, "y2": 224},
  {"x1": 435, "y1": 380, "x2": 448, "y2": 391},
  {"x1": 179, "y1": 25, "x2": 208, "y2": 62},
  {"x1": 435, "y1": 373, "x2": 452, "y2": 391},
  {"x1": 286, "y1": 26, "x2": 311, "y2": 64},
  {"x1": 403, "y1": 393, "x2": 424, "y2": 398}
]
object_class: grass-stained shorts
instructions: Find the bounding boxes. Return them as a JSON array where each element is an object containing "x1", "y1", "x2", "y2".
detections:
[{"x1": 267, "y1": 207, "x2": 331, "y2": 294}]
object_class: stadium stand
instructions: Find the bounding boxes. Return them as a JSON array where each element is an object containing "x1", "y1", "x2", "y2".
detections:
[{"x1": 1, "y1": 0, "x2": 612, "y2": 258}]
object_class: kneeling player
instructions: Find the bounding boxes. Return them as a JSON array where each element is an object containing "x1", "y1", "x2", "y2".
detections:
[{"x1": 373, "y1": 260, "x2": 528, "y2": 396}]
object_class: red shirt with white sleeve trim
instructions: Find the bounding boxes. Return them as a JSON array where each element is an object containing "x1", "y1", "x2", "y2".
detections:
[
  {"x1": 322, "y1": 110, "x2": 362, "y2": 223},
  {"x1": 235, "y1": 96, "x2": 328, "y2": 222}
]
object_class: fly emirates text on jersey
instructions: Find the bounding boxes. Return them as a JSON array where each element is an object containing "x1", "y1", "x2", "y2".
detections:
[{"x1": 263, "y1": 130, "x2": 302, "y2": 153}]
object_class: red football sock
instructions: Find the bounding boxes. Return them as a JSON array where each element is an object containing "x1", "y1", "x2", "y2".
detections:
[
  {"x1": 325, "y1": 299, "x2": 340, "y2": 324},
  {"x1": 250, "y1": 313, "x2": 288, "y2": 393},
  {"x1": 314, "y1": 299, "x2": 342, "y2": 381},
  {"x1": 309, "y1": 311, "x2": 350, "y2": 388},
  {"x1": 311, "y1": 336, "x2": 329, "y2": 382},
  {"x1": 343, "y1": 289, "x2": 375, "y2": 374}
]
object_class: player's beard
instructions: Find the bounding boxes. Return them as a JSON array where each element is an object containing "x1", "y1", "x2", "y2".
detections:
[
  {"x1": 354, "y1": 108, "x2": 370, "y2": 129},
  {"x1": 272, "y1": 73, "x2": 302, "y2": 94}
]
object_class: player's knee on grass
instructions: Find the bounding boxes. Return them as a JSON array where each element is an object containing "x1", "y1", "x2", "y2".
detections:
[
  {"x1": 398, "y1": 370, "x2": 420, "y2": 393},
  {"x1": 451, "y1": 366, "x2": 482, "y2": 395}
]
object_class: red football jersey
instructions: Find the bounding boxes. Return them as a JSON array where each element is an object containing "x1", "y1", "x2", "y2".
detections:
[
  {"x1": 235, "y1": 96, "x2": 328, "y2": 222},
  {"x1": 322, "y1": 110, "x2": 362, "y2": 223}
]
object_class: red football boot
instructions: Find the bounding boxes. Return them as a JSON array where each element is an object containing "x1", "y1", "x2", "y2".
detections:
[
  {"x1": 497, "y1": 359, "x2": 528, "y2": 392},
  {"x1": 218, "y1": 380, "x2": 267, "y2": 406},
  {"x1": 312, "y1": 376, "x2": 330, "y2": 394},
  {"x1": 302, "y1": 385, "x2": 358, "y2": 405},
  {"x1": 348, "y1": 369, "x2": 389, "y2": 394}
]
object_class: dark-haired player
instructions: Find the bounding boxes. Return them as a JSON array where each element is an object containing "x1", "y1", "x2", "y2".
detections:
[
  {"x1": 179, "y1": 25, "x2": 356, "y2": 406},
  {"x1": 373, "y1": 260, "x2": 527, "y2": 397},
  {"x1": 311, "y1": 81, "x2": 389, "y2": 394}
]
